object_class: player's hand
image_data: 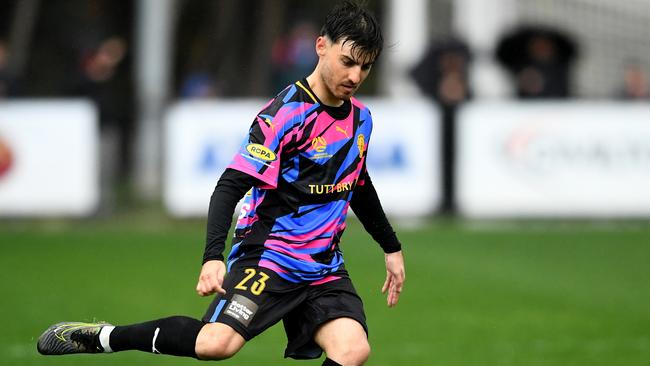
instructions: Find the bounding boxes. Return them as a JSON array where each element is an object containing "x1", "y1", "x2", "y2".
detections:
[
  {"x1": 196, "y1": 260, "x2": 227, "y2": 296},
  {"x1": 381, "y1": 251, "x2": 405, "y2": 307}
]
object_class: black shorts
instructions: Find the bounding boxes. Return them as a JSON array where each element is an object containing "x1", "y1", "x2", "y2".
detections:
[{"x1": 202, "y1": 262, "x2": 368, "y2": 359}]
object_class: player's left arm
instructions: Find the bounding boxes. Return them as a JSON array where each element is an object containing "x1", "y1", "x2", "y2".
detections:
[
  {"x1": 382, "y1": 250, "x2": 405, "y2": 307},
  {"x1": 350, "y1": 170, "x2": 405, "y2": 307}
]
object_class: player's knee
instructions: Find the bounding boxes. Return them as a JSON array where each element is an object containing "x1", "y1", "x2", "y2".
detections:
[
  {"x1": 330, "y1": 340, "x2": 371, "y2": 365},
  {"x1": 196, "y1": 340, "x2": 238, "y2": 360},
  {"x1": 350, "y1": 340, "x2": 371, "y2": 365},
  {"x1": 194, "y1": 323, "x2": 244, "y2": 360}
]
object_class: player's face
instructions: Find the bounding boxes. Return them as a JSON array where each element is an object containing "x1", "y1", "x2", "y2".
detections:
[{"x1": 317, "y1": 36, "x2": 375, "y2": 103}]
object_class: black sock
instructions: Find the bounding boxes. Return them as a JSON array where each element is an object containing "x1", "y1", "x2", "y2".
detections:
[
  {"x1": 322, "y1": 357, "x2": 343, "y2": 366},
  {"x1": 109, "y1": 316, "x2": 204, "y2": 358}
]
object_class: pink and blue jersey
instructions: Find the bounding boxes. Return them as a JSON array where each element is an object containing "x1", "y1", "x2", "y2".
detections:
[{"x1": 226, "y1": 80, "x2": 373, "y2": 283}]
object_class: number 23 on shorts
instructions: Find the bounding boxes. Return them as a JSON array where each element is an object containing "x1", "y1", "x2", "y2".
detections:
[{"x1": 234, "y1": 268, "x2": 270, "y2": 296}]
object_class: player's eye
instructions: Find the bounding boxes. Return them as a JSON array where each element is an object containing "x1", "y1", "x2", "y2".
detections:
[{"x1": 361, "y1": 64, "x2": 373, "y2": 71}]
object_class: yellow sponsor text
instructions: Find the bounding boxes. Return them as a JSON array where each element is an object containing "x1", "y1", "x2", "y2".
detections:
[{"x1": 308, "y1": 180, "x2": 357, "y2": 194}]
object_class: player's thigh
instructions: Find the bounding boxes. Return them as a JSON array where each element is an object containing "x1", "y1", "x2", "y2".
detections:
[
  {"x1": 314, "y1": 317, "x2": 370, "y2": 364},
  {"x1": 195, "y1": 322, "x2": 245, "y2": 360},
  {"x1": 200, "y1": 263, "x2": 304, "y2": 359},
  {"x1": 284, "y1": 276, "x2": 369, "y2": 360},
  {"x1": 314, "y1": 317, "x2": 369, "y2": 349}
]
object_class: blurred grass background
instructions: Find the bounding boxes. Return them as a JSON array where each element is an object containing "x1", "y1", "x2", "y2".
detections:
[{"x1": 1, "y1": 211, "x2": 650, "y2": 365}]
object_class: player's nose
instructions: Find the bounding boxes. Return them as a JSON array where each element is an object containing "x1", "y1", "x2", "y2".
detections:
[{"x1": 348, "y1": 66, "x2": 362, "y2": 85}]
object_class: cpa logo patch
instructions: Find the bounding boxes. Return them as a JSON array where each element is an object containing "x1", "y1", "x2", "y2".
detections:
[{"x1": 245, "y1": 143, "x2": 277, "y2": 162}]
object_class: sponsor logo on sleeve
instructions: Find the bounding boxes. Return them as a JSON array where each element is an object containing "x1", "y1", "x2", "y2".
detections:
[
  {"x1": 224, "y1": 294, "x2": 259, "y2": 327},
  {"x1": 245, "y1": 143, "x2": 277, "y2": 162}
]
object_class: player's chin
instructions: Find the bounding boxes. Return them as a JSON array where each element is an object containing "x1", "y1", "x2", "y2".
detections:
[{"x1": 337, "y1": 87, "x2": 356, "y2": 99}]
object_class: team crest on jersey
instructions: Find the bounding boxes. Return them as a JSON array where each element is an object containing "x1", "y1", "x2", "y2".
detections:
[
  {"x1": 309, "y1": 136, "x2": 333, "y2": 160},
  {"x1": 246, "y1": 143, "x2": 277, "y2": 162},
  {"x1": 357, "y1": 134, "x2": 366, "y2": 158},
  {"x1": 311, "y1": 136, "x2": 327, "y2": 153}
]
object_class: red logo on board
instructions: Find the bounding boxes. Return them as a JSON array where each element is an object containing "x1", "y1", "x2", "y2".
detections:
[{"x1": 0, "y1": 136, "x2": 13, "y2": 178}]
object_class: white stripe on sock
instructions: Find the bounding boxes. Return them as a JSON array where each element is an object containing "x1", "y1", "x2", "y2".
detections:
[
  {"x1": 98, "y1": 325, "x2": 115, "y2": 353},
  {"x1": 152, "y1": 327, "x2": 161, "y2": 354}
]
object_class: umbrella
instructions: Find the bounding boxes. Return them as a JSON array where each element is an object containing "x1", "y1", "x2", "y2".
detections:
[{"x1": 496, "y1": 25, "x2": 578, "y2": 72}]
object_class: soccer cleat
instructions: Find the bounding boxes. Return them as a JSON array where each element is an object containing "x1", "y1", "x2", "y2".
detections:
[{"x1": 37, "y1": 322, "x2": 111, "y2": 355}]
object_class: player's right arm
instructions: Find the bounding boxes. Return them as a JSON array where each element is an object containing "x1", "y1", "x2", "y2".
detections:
[
  {"x1": 197, "y1": 260, "x2": 227, "y2": 296},
  {"x1": 196, "y1": 168, "x2": 259, "y2": 296},
  {"x1": 197, "y1": 93, "x2": 290, "y2": 296}
]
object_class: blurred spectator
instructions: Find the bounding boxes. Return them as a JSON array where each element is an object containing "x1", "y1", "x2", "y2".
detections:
[
  {"x1": 271, "y1": 21, "x2": 318, "y2": 91},
  {"x1": 411, "y1": 37, "x2": 472, "y2": 106},
  {"x1": 68, "y1": 35, "x2": 133, "y2": 212},
  {"x1": 410, "y1": 37, "x2": 473, "y2": 214},
  {"x1": 496, "y1": 25, "x2": 577, "y2": 99},
  {"x1": 619, "y1": 60, "x2": 650, "y2": 100},
  {"x1": 69, "y1": 35, "x2": 132, "y2": 155}
]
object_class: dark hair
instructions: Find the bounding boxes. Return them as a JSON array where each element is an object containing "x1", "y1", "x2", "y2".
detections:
[{"x1": 320, "y1": 1, "x2": 383, "y2": 62}]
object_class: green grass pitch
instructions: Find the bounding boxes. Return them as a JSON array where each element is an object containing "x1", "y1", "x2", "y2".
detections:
[{"x1": 1, "y1": 214, "x2": 649, "y2": 365}]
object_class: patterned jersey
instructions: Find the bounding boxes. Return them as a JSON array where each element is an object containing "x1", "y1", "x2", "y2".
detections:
[{"x1": 226, "y1": 79, "x2": 373, "y2": 283}]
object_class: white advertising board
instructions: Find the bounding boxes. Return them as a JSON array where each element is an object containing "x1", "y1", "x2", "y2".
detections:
[
  {"x1": 363, "y1": 98, "x2": 440, "y2": 217},
  {"x1": 0, "y1": 100, "x2": 99, "y2": 216},
  {"x1": 457, "y1": 102, "x2": 650, "y2": 218},
  {"x1": 164, "y1": 100, "x2": 263, "y2": 217},
  {"x1": 164, "y1": 98, "x2": 440, "y2": 217}
]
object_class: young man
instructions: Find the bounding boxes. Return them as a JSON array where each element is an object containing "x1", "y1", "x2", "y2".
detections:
[{"x1": 37, "y1": 2, "x2": 405, "y2": 365}]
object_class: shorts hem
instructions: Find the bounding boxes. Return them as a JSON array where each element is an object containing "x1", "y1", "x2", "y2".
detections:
[{"x1": 284, "y1": 312, "x2": 368, "y2": 360}]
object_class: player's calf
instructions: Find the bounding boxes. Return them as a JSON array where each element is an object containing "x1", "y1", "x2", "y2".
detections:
[
  {"x1": 38, "y1": 316, "x2": 205, "y2": 358},
  {"x1": 107, "y1": 315, "x2": 204, "y2": 357}
]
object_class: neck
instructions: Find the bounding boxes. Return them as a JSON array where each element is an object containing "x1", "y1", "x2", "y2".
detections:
[{"x1": 306, "y1": 71, "x2": 345, "y2": 107}]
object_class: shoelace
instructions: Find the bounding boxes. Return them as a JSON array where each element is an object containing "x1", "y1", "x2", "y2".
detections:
[{"x1": 70, "y1": 329, "x2": 102, "y2": 352}]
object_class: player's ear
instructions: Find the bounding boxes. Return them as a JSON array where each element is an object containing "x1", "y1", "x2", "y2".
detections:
[{"x1": 315, "y1": 36, "x2": 328, "y2": 57}]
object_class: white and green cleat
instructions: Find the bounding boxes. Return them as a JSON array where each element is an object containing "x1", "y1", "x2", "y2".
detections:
[{"x1": 37, "y1": 322, "x2": 111, "y2": 355}]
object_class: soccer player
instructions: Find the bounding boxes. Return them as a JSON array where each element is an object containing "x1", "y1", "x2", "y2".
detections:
[{"x1": 37, "y1": 2, "x2": 405, "y2": 365}]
